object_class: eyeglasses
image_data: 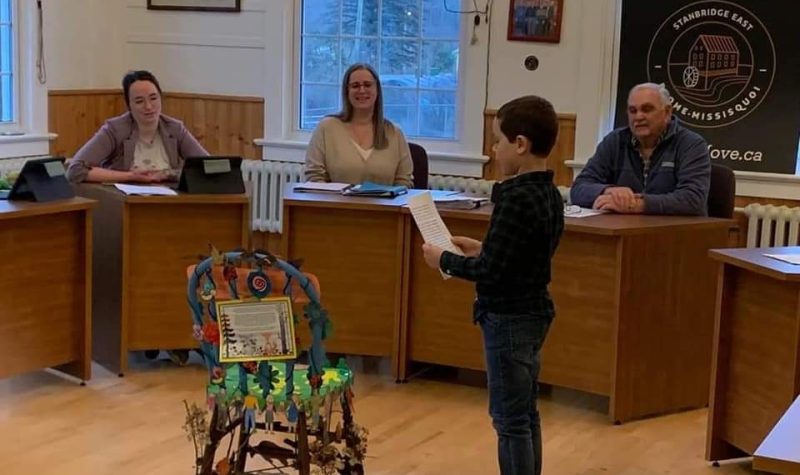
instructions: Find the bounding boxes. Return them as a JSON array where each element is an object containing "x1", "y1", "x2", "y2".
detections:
[
  {"x1": 564, "y1": 204, "x2": 582, "y2": 216},
  {"x1": 348, "y1": 81, "x2": 375, "y2": 90}
]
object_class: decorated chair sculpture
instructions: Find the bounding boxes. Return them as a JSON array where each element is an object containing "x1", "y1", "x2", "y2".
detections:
[{"x1": 184, "y1": 248, "x2": 366, "y2": 475}]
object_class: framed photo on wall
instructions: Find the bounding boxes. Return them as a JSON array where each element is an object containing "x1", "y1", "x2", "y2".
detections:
[
  {"x1": 507, "y1": 0, "x2": 564, "y2": 43},
  {"x1": 147, "y1": 0, "x2": 241, "y2": 12}
]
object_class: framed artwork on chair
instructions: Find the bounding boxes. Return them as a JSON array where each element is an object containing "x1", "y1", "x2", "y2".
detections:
[
  {"x1": 147, "y1": 0, "x2": 240, "y2": 12},
  {"x1": 507, "y1": 0, "x2": 564, "y2": 43},
  {"x1": 216, "y1": 297, "x2": 297, "y2": 362}
]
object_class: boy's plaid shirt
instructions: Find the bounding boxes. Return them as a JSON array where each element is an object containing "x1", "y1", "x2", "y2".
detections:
[{"x1": 440, "y1": 170, "x2": 564, "y2": 315}]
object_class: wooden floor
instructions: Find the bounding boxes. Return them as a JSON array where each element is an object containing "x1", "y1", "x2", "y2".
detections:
[{"x1": 0, "y1": 356, "x2": 758, "y2": 475}]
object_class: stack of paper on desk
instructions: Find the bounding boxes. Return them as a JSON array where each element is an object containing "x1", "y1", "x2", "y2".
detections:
[
  {"x1": 433, "y1": 194, "x2": 489, "y2": 210},
  {"x1": 293, "y1": 182, "x2": 352, "y2": 193},
  {"x1": 763, "y1": 253, "x2": 800, "y2": 265}
]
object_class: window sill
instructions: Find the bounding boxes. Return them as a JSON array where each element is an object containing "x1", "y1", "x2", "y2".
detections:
[
  {"x1": 255, "y1": 138, "x2": 489, "y2": 178},
  {"x1": 565, "y1": 159, "x2": 800, "y2": 201},
  {"x1": 0, "y1": 133, "x2": 57, "y2": 159},
  {"x1": 254, "y1": 139, "x2": 306, "y2": 163},
  {"x1": 0, "y1": 132, "x2": 56, "y2": 144}
]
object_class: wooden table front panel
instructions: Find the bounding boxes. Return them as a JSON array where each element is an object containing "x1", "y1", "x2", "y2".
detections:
[
  {"x1": 407, "y1": 217, "x2": 486, "y2": 371},
  {"x1": 0, "y1": 209, "x2": 91, "y2": 380},
  {"x1": 126, "y1": 202, "x2": 248, "y2": 350},
  {"x1": 713, "y1": 267, "x2": 798, "y2": 456},
  {"x1": 405, "y1": 211, "x2": 730, "y2": 422},
  {"x1": 285, "y1": 206, "x2": 404, "y2": 358},
  {"x1": 406, "y1": 219, "x2": 618, "y2": 396},
  {"x1": 546, "y1": 232, "x2": 618, "y2": 397},
  {"x1": 613, "y1": 226, "x2": 727, "y2": 422}
]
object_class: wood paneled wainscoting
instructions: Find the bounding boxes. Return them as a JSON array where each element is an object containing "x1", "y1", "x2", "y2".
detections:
[
  {"x1": 48, "y1": 89, "x2": 264, "y2": 160},
  {"x1": 483, "y1": 109, "x2": 576, "y2": 186}
]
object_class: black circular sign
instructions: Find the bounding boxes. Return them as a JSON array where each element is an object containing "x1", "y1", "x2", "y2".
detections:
[{"x1": 647, "y1": 0, "x2": 775, "y2": 128}]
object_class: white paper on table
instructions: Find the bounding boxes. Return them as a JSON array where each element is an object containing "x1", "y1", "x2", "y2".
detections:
[
  {"x1": 426, "y1": 189, "x2": 462, "y2": 199},
  {"x1": 564, "y1": 206, "x2": 606, "y2": 218},
  {"x1": 113, "y1": 184, "x2": 177, "y2": 196},
  {"x1": 763, "y1": 253, "x2": 800, "y2": 265},
  {"x1": 408, "y1": 191, "x2": 464, "y2": 279}
]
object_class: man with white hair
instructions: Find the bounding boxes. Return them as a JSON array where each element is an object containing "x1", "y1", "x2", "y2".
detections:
[{"x1": 570, "y1": 83, "x2": 711, "y2": 215}]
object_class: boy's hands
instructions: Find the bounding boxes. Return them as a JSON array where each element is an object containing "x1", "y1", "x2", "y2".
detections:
[
  {"x1": 422, "y1": 236, "x2": 481, "y2": 270},
  {"x1": 451, "y1": 236, "x2": 482, "y2": 257},
  {"x1": 422, "y1": 243, "x2": 445, "y2": 269}
]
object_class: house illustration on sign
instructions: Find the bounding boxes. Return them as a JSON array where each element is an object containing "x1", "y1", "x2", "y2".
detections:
[{"x1": 686, "y1": 34, "x2": 740, "y2": 89}]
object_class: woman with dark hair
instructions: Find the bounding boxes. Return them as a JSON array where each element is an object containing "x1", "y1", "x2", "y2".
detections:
[
  {"x1": 304, "y1": 63, "x2": 413, "y2": 187},
  {"x1": 66, "y1": 70, "x2": 208, "y2": 184}
]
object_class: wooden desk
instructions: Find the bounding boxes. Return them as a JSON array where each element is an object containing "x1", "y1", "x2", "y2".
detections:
[
  {"x1": 754, "y1": 396, "x2": 800, "y2": 474},
  {"x1": 77, "y1": 185, "x2": 249, "y2": 375},
  {"x1": 707, "y1": 247, "x2": 800, "y2": 463},
  {"x1": 0, "y1": 198, "x2": 95, "y2": 381},
  {"x1": 404, "y1": 209, "x2": 734, "y2": 423},
  {"x1": 281, "y1": 186, "x2": 423, "y2": 375},
  {"x1": 281, "y1": 189, "x2": 734, "y2": 420}
]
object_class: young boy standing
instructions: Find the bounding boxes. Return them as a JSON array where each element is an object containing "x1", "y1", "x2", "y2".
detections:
[{"x1": 422, "y1": 95, "x2": 564, "y2": 475}]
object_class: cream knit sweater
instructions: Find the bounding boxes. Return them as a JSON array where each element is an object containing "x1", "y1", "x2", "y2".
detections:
[{"x1": 304, "y1": 117, "x2": 414, "y2": 187}]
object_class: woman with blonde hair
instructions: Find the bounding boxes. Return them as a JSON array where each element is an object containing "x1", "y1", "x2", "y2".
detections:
[{"x1": 304, "y1": 63, "x2": 413, "y2": 187}]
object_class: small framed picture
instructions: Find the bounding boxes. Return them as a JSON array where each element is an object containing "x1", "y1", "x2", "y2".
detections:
[
  {"x1": 147, "y1": 0, "x2": 241, "y2": 12},
  {"x1": 216, "y1": 297, "x2": 297, "y2": 363},
  {"x1": 507, "y1": 0, "x2": 564, "y2": 43}
]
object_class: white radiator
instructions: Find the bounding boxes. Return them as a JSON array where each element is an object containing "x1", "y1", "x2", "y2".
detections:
[
  {"x1": 429, "y1": 175, "x2": 495, "y2": 196},
  {"x1": 242, "y1": 160, "x2": 304, "y2": 233},
  {"x1": 744, "y1": 203, "x2": 800, "y2": 248}
]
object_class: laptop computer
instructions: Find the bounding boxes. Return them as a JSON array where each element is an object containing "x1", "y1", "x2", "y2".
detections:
[
  {"x1": 178, "y1": 156, "x2": 245, "y2": 194},
  {"x1": 0, "y1": 157, "x2": 74, "y2": 202}
]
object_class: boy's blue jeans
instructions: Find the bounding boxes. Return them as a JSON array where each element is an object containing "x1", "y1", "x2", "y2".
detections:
[{"x1": 475, "y1": 303, "x2": 552, "y2": 475}]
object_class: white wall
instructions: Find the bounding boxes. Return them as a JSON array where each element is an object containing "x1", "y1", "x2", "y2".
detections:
[
  {"x1": 487, "y1": 0, "x2": 619, "y2": 162},
  {"x1": 45, "y1": 0, "x2": 268, "y2": 95},
  {"x1": 122, "y1": 0, "x2": 269, "y2": 96},
  {"x1": 43, "y1": 0, "x2": 125, "y2": 89}
]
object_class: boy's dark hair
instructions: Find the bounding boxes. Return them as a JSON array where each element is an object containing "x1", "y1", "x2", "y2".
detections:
[
  {"x1": 122, "y1": 70, "x2": 163, "y2": 110},
  {"x1": 496, "y1": 95, "x2": 558, "y2": 157}
]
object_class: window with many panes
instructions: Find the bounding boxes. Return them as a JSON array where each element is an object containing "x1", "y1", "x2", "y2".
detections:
[
  {"x1": 0, "y1": 0, "x2": 13, "y2": 123},
  {"x1": 299, "y1": 0, "x2": 461, "y2": 139}
]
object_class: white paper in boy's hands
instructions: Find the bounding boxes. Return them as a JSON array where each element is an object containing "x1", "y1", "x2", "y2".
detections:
[{"x1": 408, "y1": 192, "x2": 463, "y2": 280}]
